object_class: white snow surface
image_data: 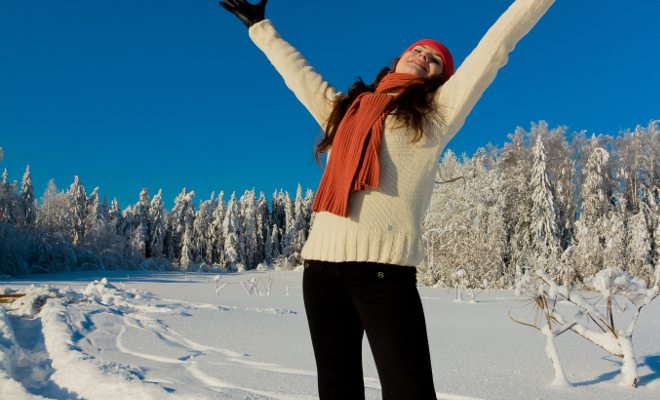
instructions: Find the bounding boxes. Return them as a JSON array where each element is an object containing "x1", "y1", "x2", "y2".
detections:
[{"x1": 0, "y1": 269, "x2": 658, "y2": 400}]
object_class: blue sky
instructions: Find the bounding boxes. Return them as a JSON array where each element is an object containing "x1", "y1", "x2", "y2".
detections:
[{"x1": 1, "y1": 0, "x2": 658, "y2": 209}]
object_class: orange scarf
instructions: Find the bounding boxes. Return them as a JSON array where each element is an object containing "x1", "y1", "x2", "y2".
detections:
[{"x1": 311, "y1": 73, "x2": 423, "y2": 217}]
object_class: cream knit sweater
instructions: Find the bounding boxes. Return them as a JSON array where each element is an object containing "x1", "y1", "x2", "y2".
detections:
[{"x1": 248, "y1": 0, "x2": 555, "y2": 267}]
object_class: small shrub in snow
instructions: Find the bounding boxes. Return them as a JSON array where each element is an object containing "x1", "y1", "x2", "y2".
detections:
[{"x1": 512, "y1": 267, "x2": 658, "y2": 388}]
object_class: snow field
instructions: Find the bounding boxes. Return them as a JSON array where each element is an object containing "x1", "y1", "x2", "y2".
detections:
[{"x1": 0, "y1": 269, "x2": 659, "y2": 400}]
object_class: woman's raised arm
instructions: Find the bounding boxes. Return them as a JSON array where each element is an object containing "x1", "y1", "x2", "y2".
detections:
[
  {"x1": 220, "y1": 1, "x2": 340, "y2": 128},
  {"x1": 437, "y1": 0, "x2": 555, "y2": 138}
]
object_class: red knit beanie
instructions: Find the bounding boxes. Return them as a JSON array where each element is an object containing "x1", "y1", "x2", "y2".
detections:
[{"x1": 400, "y1": 39, "x2": 454, "y2": 78}]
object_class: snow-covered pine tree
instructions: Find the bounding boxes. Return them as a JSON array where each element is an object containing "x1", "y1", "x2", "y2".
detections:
[
  {"x1": 203, "y1": 192, "x2": 218, "y2": 265},
  {"x1": 266, "y1": 223, "x2": 281, "y2": 267},
  {"x1": 529, "y1": 133, "x2": 561, "y2": 277},
  {"x1": 271, "y1": 189, "x2": 285, "y2": 239},
  {"x1": 210, "y1": 191, "x2": 226, "y2": 266},
  {"x1": 0, "y1": 169, "x2": 16, "y2": 224},
  {"x1": 303, "y1": 188, "x2": 315, "y2": 233},
  {"x1": 223, "y1": 192, "x2": 243, "y2": 271},
  {"x1": 292, "y1": 184, "x2": 307, "y2": 254},
  {"x1": 240, "y1": 189, "x2": 258, "y2": 269},
  {"x1": 83, "y1": 187, "x2": 101, "y2": 237},
  {"x1": 21, "y1": 165, "x2": 37, "y2": 226},
  {"x1": 167, "y1": 188, "x2": 196, "y2": 268},
  {"x1": 281, "y1": 192, "x2": 295, "y2": 257},
  {"x1": 193, "y1": 198, "x2": 214, "y2": 266},
  {"x1": 148, "y1": 189, "x2": 166, "y2": 258},
  {"x1": 574, "y1": 145, "x2": 610, "y2": 279},
  {"x1": 108, "y1": 198, "x2": 123, "y2": 236},
  {"x1": 67, "y1": 176, "x2": 88, "y2": 245},
  {"x1": 180, "y1": 224, "x2": 194, "y2": 269},
  {"x1": 255, "y1": 191, "x2": 270, "y2": 266},
  {"x1": 128, "y1": 188, "x2": 150, "y2": 258}
]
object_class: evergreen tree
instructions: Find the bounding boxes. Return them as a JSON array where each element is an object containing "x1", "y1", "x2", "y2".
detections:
[
  {"x1": 223, "y1": 192, "x2": 242, "y2": 270},
  {"x1": 529, "y1": 134, "x2": 560, "y2": 275},
  {"x1": 210, "y1": 191, "x2": 226, "y2": 266},
  {"x1": 193, "y1": 198, "x2": 214, "y2": 265},
  {"x1": 0, "y1": 169, "x2": 15, "y2": 223},
  {"x1": 271, "y1": 189, "x2": 285, "y2": 237},
  {"x1": 167, "y1": 188, "x2": 196, "y2": 267},
  {"x1": 265, "y1": 223, "x2": 281, "y2": 266},
  {"x1": 304, "y1": 188, "x2": 315, "y2": 233},
  {"x1": 255, "y1": 191, "x2": 270, "y2": 266},
  {"x1": 180, "y1": 224, "x2": 194, "y2": 269},
  {"x1": 148, "y1": 189, "x2": 166, "y2": 258},
  {"x1": 21, "y1": 165, "x2": 37, "y2": 226},
  {"x1": 240, "y1": 189, "x2": 258, "y2": 269},
  {"x1": 108, "y1": 198, "x2": 123, "y2": 235},
  {"x1": 282, "y1": 192, "x2": 295, "y2": 256},
  {"x1": 67, "y1": 176, "x2": 88, "y2": 245},
  {"x1": 83, "y1": 187, "x2": 101, "y2": 238},
  {"x1": 574, "y1": 146, "x2": 610, "y2": 278}
]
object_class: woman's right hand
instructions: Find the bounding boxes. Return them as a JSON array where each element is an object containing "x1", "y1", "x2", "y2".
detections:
[{"x1": 219, "y1": 0, "x2": 268, "y2": 29}]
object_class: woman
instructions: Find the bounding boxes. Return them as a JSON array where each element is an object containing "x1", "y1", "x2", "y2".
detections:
[{"x1": 220, "y1": 1, "x2": 555, "y2": 399}]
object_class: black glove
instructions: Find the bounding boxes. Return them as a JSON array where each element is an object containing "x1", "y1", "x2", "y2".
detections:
[{"x1": 219, "y1": 0, "x2": 268, "y2": 28}]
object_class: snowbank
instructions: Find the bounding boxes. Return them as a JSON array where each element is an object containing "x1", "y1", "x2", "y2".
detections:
[{"x1": 0, "y1": 306, "x2": 48, "y2": 400}]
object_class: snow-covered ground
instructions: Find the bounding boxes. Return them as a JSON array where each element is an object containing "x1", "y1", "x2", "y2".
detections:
[{"x1": 1, "y1": 269, "x2": 658, "y2": 400}]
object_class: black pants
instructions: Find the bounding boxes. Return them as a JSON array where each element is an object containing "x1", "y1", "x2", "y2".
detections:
[{"x1": 302, "y1": 259, "x2": 437, "y2": 400}]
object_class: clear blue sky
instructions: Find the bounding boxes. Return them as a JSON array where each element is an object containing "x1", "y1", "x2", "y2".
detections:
[{"x1": 1, "y1": 0, "x2": 658, "y2": 209}]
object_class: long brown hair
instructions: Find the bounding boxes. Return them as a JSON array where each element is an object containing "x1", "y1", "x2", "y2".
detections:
[{"x1": 313, "y1": 58, "x2": 449, "y2": 167}]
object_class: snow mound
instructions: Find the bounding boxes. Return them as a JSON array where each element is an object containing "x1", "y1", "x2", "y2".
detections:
[
  {"x1": 83, "y1": 277, "x2": 144, "y2": 305},
  {"x1": 5, "y1": 284, "x2": 80, "y2": 317},
  {"x1": 0, "y1": 307, "x2": 49, "y2": 399}
]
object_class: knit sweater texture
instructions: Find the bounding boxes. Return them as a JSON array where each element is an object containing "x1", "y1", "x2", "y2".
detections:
[{"x1": 248, "y1": 0, "x2": 555, "y2": 267}]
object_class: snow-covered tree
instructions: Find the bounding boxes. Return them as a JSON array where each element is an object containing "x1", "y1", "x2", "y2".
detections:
[
  {"x1": 21, "y1": 165, "x2": 37, "y2": 226},
  {"x1": 223, "y1": 192, "x2": 243, "y2": 271},
  {"x1": 193, "y1": 198, "x2": 214, "y2": 266},
  {"x1": 240, "y1": 189, "x2": 258, "y2": 269},
  {"x1": 573, "y1": 146, "x2": 611, "y2": 279},
  {"x1": 66, "y1": 176, "x2": 88, "y2": 245},
  {"x1": 263, "y1": 223, "x2": 276, "y2": 265},
  {"x1": 210, "y1": 191, "x2": 226, "y2": 266},
  {"x1": 281, "y1": 192, "x2": 295, "y2": 257},
  {"x1": 529, "y1": 133, "x2": 560, "y2": 276},
  {"x1": 627, "y1": 210, "x2": 653, "y2": 284},
  {"x1": 180, "y1": 224, "x2": 194, "y2": 269},
  {"x1": 0, "y1": 168, "x2": 19, "y2": 224},
  {"x1": 255, "y1": 191, "x2": 270, "y2": 266},
  {"x1": 167, "y1": 188, "x2": 196, "y2": 268},
  {"x1": 148, "y1": 189, "x2": 166, "y2": 258}
]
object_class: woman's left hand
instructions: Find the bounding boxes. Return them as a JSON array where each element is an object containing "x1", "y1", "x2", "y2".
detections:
[{"x1": 219, "y1": 0, "x2": 268, "y2": 28}]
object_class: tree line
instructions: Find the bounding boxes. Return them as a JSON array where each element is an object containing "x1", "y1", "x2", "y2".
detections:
[
  {"x1": 420, "y1": 120, "x2": 659, "y2": 289},
  {"x1": 0, "y1": 147, "x2": 315, "y2": 274},
  {"x1": 1, "y1": 120, "x2": 659, "y2": 289}
]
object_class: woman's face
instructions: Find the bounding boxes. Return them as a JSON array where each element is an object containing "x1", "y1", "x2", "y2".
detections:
[{"x1": 395, "y1": 45, "x2": 444, "y2": 78}]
